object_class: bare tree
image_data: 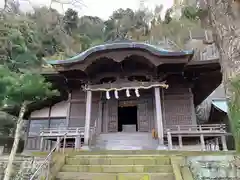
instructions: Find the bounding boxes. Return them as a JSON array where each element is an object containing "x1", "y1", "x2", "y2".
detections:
[{"x1": 50, "y1": 0, "x2": 85, "y2": 12}]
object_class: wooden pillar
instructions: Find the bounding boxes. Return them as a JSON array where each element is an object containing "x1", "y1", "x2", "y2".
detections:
[
  {"x1": 83, "y1": 90, "x2": 92, "y2": 149},
  {"x1": 154, "y1": 87, "x2": 164, "y2": 145},
  {"x1": 48, "y1": 106, "x2": 52, "y2": 129},
  {"x1": 167, "y1": 131, "x2": 173, "y2": 150},
  {"x1": 200, "y1": 134, "x2": 205, "y2": 151},
  {"x1": 221, "y1": 135, "x2": 228, "y2": 151},
  {"x1": 74, "y1": 137, "x2": 78, "y2": 150},
  {"x1": 66, "y1": 92, "x2": 72, "y2": 127},
  {"x1": 44, "y1": 140, "x2": 48, "y2": 151},
  {"x1": 215, "y1": 138, "x2": 220, "y2": 151},
  {"x1": 178, "y1": 135, "x2": 183, "y2": 149},
  {"x1": 63, "y1": 135, "x2": 66, "y2": 153},
  {"x1": 40, "y1": 137, "x2": 44, "y2": 151},
  {"x1": 97, "y1": 100, "x2": 103, "y2": 134},
  {"x1": 47, "y1": 141, "x2": 51, "y2": 151},
  {"x1": 24, "y1": 119, "x2": 31, "y2": 150},
  {"x1": 56, "y1": 137, "x2": 60, "y2": 152},
  {"x1": 75, "y1": 135, "x2": 81, "y2": 151}
]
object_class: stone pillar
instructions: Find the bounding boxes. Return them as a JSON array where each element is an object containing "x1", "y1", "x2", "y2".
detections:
[
  {"x1": 154, "y1": 87, "x2": 165, "y2": 149},
  {"x1": 83, "y1": 90, "x2": 92, "y2": 150}
]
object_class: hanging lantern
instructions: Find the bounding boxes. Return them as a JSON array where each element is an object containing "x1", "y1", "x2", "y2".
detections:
[
  {"x1": 135, "y1": 88, "x2": 140, "y2": 97},
  {"x1": 114, "y1": 90, "x2": 119, "y2": 99},
  {"x1": 106, "y1": 91, "x2": 110, "y2": 99},
  {"x1": 126, "y1": 89, "x2": 130, "y2": 97}
]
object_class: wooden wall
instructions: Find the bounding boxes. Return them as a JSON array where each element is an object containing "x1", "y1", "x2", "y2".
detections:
[
  {"x1": 25, "y1": 84, "x2": 197, "y2": 150},
  {"x1": 25, "y1": 90, "x2": 100, "y2": 150},
  {"x1": 163, "y1": 85, "x2": 196, "y2": 128},
  {"x1": 100, "y1": 85, "x2": 196, "y2": 133},
  {"x1": 69, "y1": 90, "x2": 100, "y2": 127}
]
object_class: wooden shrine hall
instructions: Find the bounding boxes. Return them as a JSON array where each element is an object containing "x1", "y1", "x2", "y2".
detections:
[{"x1": 24, "y1": 41, "x2": 228, "y2": 151}]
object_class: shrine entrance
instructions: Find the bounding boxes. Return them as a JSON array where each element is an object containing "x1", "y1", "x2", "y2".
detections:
[{"x1": 118, "y1": 103, "x2": 138, "y2": 132}]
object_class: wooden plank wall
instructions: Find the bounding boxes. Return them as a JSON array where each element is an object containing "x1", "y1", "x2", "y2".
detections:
[
  {"x1": 69, "y1": 90, "x2": 100, "y2": 127},
  {"x1": 25, "y1": 90, "x2": 100, "y2": 150},
  {"x1": 163, "y1": 85, "x2": 196, "y2": 128}
]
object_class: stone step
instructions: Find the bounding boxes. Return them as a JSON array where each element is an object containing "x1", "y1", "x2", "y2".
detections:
[
  {"x1": 66, "y1": 155, "x2": 171, "y2": 165},
  {"x1": 61, "y1": 165, "x2": 173, "y2": 173},
  {"x1": 66, "y1": 150, "x2": 172, "y2": 155},
  {"x1": 56, "y1": 172, "x2": 175, "y2": 180},
  {"x1": 95, "y1": 133, "x2": 159, "y2": 150}
]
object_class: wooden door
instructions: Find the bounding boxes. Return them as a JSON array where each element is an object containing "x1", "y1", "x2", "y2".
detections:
[
  {"x1": 107, "y1": 99, "x2": 118, "y2": 132},
  {"x1": 147, "y1": 97, "x2": 154, "y2": 130}
]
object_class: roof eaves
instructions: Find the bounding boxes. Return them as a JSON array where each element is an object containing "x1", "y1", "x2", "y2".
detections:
[{"x1": 45, "y1": 42, "x2": 194, "y2": 65}]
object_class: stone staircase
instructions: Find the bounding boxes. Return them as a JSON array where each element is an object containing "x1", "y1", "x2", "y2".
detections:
[
  {"x1": 94, "y1": 132, "x2": 159, "y2": 150},
  {"x1": 56, "y1": 154, "x2": 175, "y2": 180}
]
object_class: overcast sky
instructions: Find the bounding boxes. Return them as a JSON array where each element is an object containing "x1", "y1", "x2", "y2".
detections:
[{"x1": 0, "y1": 0, "x2": 173, "y2": 19}]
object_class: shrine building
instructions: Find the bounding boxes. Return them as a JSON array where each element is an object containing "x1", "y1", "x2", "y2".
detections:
[{"x1": 24, "y1": 41, "x2": 228, "y2": 151}]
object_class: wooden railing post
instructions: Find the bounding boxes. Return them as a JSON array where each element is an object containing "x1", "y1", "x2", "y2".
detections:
[
  {"x1": 167, "y1": 129, "x2": 173, "y2": 150},
  {"x1": 178, "y1": 135, "x2": 183, "y2": 149},
  {"x1": 221, "y1": 135, "x2": 228, "y2": 151},
  {"x1": 177, "y1": 126, "x2": 183, "y2": 149},
  {"x1": 56, "y1": 137, "x2": 60, "y2": 152},
  {"x1": 40, "y1": 137, "x2": 44, "y2": 151},
  {"x1": 199, "y1": 125, "x2": 206, "y2": 151},
  {"x1": 200, "y1": 134, "x2": 205, "y2": 151},
  {"x1": 74, "y1": 136, "x2": 78, "y2": 151},
  {"x1": 215, "y1": 137, "x2": 219, "y2": 151},
  {"x1": 63, "y1": 134, "x2": 66, "y2": 154}
]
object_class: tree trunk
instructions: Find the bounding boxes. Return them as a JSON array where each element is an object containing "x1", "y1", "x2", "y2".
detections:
[
  {"x1": 4, "y1": 0, "x2": 7, "y2": 10},
  {"x1": 206, "y1": 0, "x2": 240, "y2": 151},
  {"x1": 3, "y1": 102, "x2": 27, "y2": 180}
]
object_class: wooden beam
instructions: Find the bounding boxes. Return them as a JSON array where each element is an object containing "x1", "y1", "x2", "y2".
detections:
[{"x1": 84, "y1": 81, "x2": 168, "y2": 91}]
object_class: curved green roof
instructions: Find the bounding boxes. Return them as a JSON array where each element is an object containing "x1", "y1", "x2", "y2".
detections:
[{"x1": 47, "y1": 41, "x2": 194, "y2": 65}]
